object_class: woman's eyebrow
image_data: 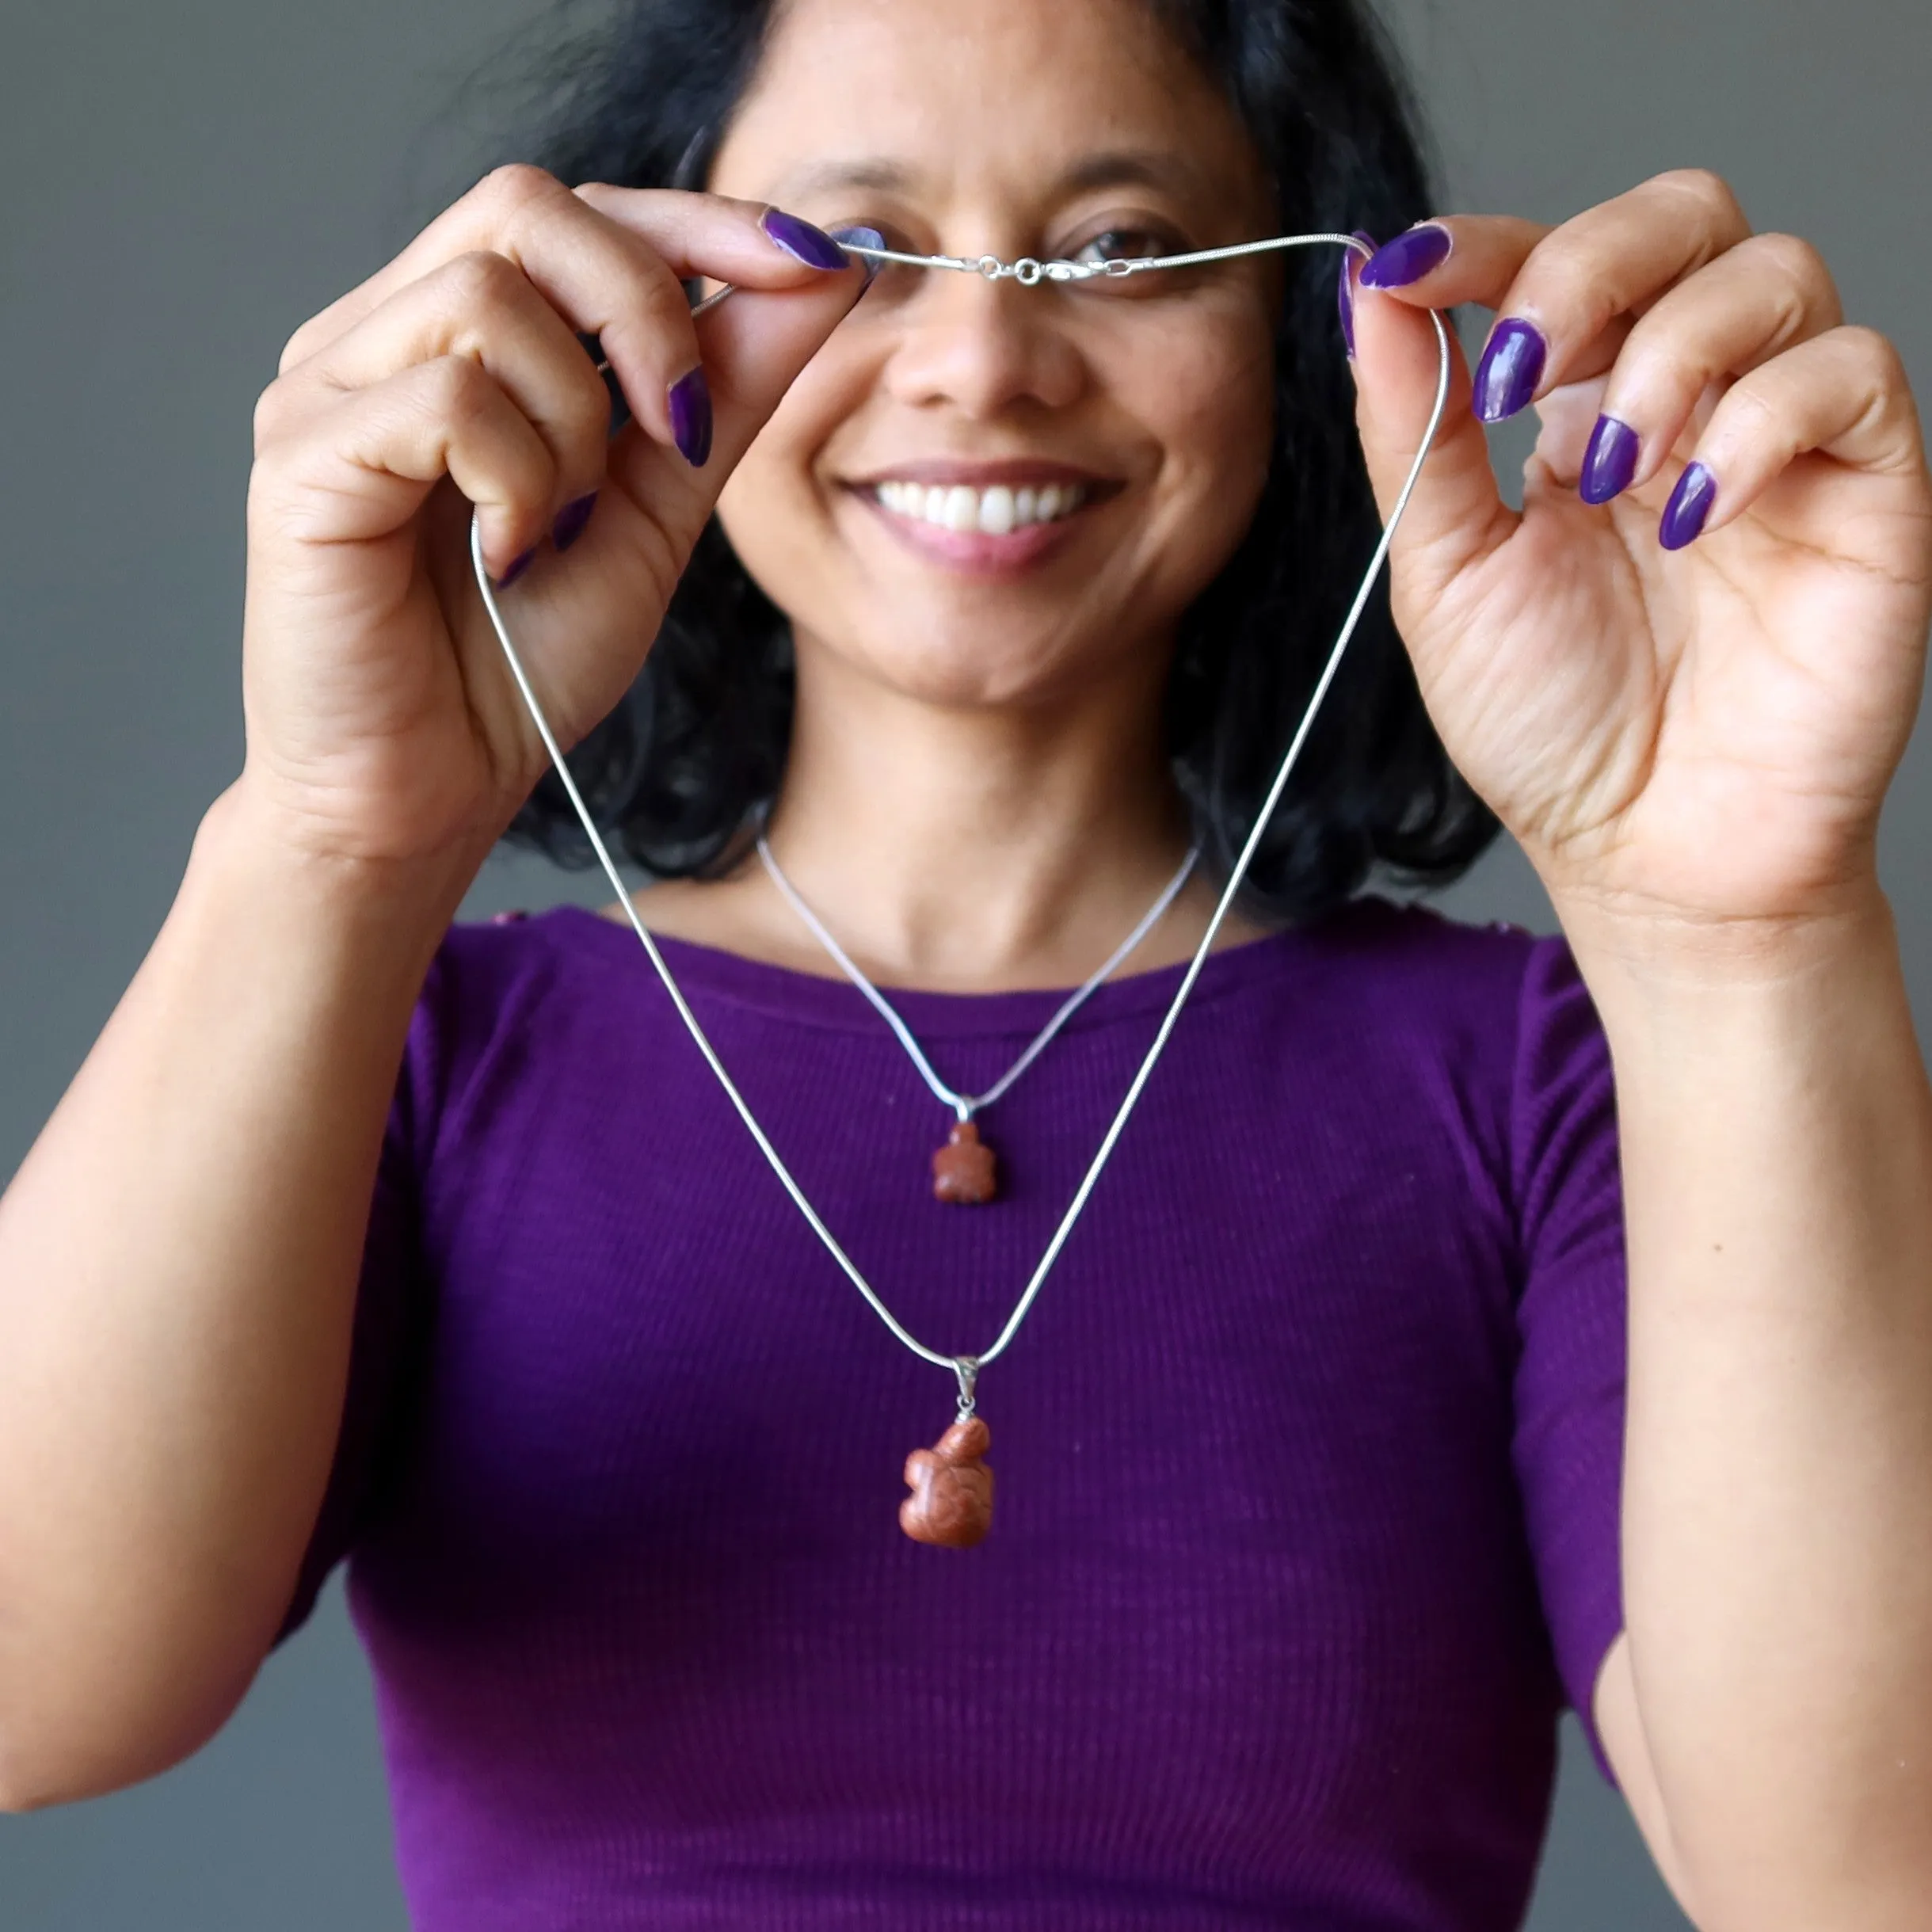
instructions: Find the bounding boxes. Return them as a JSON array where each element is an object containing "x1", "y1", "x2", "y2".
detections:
[{"x1": 766, "y1": 149, "x2": 1200, "y2": 204}]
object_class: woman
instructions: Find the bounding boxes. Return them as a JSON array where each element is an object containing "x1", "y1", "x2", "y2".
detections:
[{"x1": 2, "y1": 0, "x2": 1928, "y2": 1924}]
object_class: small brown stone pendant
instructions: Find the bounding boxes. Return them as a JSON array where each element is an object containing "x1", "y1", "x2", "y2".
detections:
[
  {"x1": 900, "y1": 1412, "x2": 995, "y2": 1547},
  {"x1": 932, "y1": 1118, "x2": 998, "y2": 1204}
]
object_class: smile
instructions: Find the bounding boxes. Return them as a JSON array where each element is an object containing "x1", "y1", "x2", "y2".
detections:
[{"x1": 870, "y1": 478, "x2": 1091, "y2": 536}]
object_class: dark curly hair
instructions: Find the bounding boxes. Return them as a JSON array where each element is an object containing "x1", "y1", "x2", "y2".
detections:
[{"x1": 481, "y1": 0, "x2": 1497, "y2": 924}]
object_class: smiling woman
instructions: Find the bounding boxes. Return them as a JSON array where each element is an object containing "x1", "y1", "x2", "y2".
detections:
[
  {"x1": 2, "y1": 0, "x2": 1930, "y2": 1930},
  {"x1": 505, "y1": 0, "x2": 1495, "y2": 909}
]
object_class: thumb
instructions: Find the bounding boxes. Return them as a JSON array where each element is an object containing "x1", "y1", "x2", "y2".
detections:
[
  {"x1": 601, "y1": 227, "x2": 880, "y2": 542},
  {"x1": 1347, "y1": 253, "x2": 1515, "y2": 601},
  {"x1": 690, "y1": 224, "x2": 883, "y2": 472}
]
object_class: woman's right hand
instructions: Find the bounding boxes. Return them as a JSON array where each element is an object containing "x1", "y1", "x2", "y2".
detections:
[{"x1": 239, "y1": 165, "x2": 870, "y2": 865}]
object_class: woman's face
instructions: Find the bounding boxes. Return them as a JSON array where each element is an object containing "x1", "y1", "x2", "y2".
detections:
[{"x1": 706, "y1": 0, "x2": 1283, "y2": 716}]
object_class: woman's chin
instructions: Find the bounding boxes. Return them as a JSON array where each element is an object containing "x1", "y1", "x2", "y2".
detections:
[{"x1": 823, "y1": 624, "x2": 1126, "y2": 713}]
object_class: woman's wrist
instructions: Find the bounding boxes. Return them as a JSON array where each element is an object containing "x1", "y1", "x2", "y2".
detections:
[
  {"x1": 204, "y1": 775, "x2": 497, "y2": 929},
  {"x1": 192, "y1": 778, "x2": 495, "y2": 984},
  {"x1": 1548, "y1": 872, "x2": 1904, "y2": 1053}
]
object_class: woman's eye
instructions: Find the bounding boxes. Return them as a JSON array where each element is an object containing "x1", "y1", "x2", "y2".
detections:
[{"x1": 1068, "y1": 228, "x2": 1173, "y2": 267}]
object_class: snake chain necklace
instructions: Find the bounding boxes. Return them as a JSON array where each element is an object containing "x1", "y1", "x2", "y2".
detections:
[
  {"x1": 470, "y1": 230, "x2": 1453, "y2": 1547},
  {"x1": 756, "y1": 825, "x2": 1201, "y2": 1204}
]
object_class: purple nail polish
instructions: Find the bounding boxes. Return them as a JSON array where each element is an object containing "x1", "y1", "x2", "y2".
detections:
[
  {"x1": 1660, "y1": 461, "x2": 1717, "y2": 550},
  {"x1": 760, "y1": 208, "x2": 849, "y2": 271},
  {"x1": 1473, "y1": 318, "x2": 1547, "y2": 423},
  {"x1": 1580, "y1": 415, "x2": 1640, "y2": 505},
  {"x1": 667, "y1": 366, "x2": 712, "y2": 468},
  {"x1": 552, "y1": 491, "x2": 597, "y2": 553},
  {"x1": 1358, "y1": 222, "x2": 1453, "y2": 290},
  {"x1": 827, "y1": 223, "x2": 886, "y2": 287},
  {"x1": 1338, "y1": 231, "x2": 1375, "y2": 360},
  {"x1": 494, "y1": 546, "x2": 536, "y2": 589}
]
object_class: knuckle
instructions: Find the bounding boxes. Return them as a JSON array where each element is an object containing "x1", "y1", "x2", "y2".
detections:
[
  {"x1": 607, "y1": 257, "x2": 699, "y2": 368},
  {"x1": 636, "y1": 282, "x2": 695, "y2": 350},
  {"x1": 560, "y1": 363, "x2": 617, "y2": 448},
  {"x1": 1655, "y1": 166, "x2": 1742, "y2": 222},
  {"x1": 1739, "y1": 233, "x2": 1827, "y2": 350},
  {"x1": 1835, "y1": 321, "x2": 1892, "y2": 361},
  {"x1": 1835, "y1": 323, "x2": 1906, "y2": 385},
  {"x1": 474, "y1": 162, "x2": 563, "y2": 217},
  {"x1": 1520, "y1": 231, "x2": 1598, "y2": 313},
  {"x1": 252, "y1": 378, "x2": 293, "y2": 450},
  {"x1": 277, "y1": 314, "x2": 326, "y2": 376},
  {"x1": 1720, "y1": 375, "x2": 1781, "y2": 437},
  {"x1": 425, "y1": 352, "x2": 497, "y2": 427},
  {"x1": 1747, "y1": 231, "x2": 1827, "y2": 295},
  {"x1": 444, "y1": 246, "x2": 527, "y2": 312}
]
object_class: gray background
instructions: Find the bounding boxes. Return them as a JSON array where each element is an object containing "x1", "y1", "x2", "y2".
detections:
[{"x1": 3, "y1": 0, "x2": 1927, "y2": 1924}]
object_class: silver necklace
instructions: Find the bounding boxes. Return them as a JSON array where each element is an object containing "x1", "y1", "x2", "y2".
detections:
[
  {"x1": 756, "y1": 829, "x2": 1201, "y2": 1204},
  {"x1": 478, "y1": 231, "x2": 1452, "y2": 1546}
]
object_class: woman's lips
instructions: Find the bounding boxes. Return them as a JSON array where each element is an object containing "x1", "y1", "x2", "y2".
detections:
[
  {"x1": 851, "y1": 486, "x2": 1092, "y2": 575},
  {"x1": 841, "y1": 466, "x2": 1118, "y2": 577}
]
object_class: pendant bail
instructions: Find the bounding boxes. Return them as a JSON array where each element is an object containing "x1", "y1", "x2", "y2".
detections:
[{"x1": 952, "y1": 1355, "x2": 979, "y2": 1419}]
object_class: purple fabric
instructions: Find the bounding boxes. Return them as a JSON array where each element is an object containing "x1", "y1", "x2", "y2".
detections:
[{"x1": 275, "y1": 896, "x2": 1629, "y2": 1929}]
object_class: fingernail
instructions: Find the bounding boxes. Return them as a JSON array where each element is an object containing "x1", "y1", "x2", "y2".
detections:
[
  {"x1": 1580, "y1": 415, "x2": 1640, "y2": 505},
  {"x1": 1473, "y1": 318, "x2": 1547, "y2": 423},
  {"x1": 760, "y1": 208, "x2": 849, "y2": 271},
  {"x1": 551, "y1": 491, "x2": 597, "y2": 553},
  {"x1": 493, "y1": 546, "x2": 536, "y2": 589},
  {"x1": 827, "y1": 223, "x2": 886, "y2": 287},
  {"x1": 667, "y1": 365, "x2": 712, "y2": 468},
  {"x1": 1339, "y1": 231, "x2": 1375, "y2": 360},
  {"x1": 1358, "y1": 222, "x2": 1453, "y2": 290},
  {"x1": 1660, "y1": 461, "x2": 1717, "y2": 550}
]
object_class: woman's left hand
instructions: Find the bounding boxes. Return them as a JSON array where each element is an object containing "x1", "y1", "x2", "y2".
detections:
[{"x1": 1346, "y1": 170, "x2": 1932, "y2": 939}]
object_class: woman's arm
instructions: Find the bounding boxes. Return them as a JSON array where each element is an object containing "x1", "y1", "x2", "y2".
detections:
[
  {"x1": 1346, "y1": 166, "x2": 1932, "y2": 1928},
  {"x1": 0, "y1": 787, "x2": 481, "y2": 1810},
  {"x1": 0, "y1": 168, "x2": 867, "y2": 1811},
  {"x1": 1573, "y1": 892, "x2": 1932, "y2": 1931}
]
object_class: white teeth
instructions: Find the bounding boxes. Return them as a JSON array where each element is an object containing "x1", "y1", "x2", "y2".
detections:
[
  {"x1": 872, "y1": 478, "x2": 1088, "y2": 534},
  {"x1": 978, "y1": 485, "x2": 1015, "y2": 535}
]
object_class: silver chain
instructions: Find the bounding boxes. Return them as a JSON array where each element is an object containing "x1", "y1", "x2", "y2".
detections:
[
  {"x1": 476, "y1": 234, "x2": 1453, "y2": 1383},
  {"x1": 834, "y1": 233, "x2": 1361, "y2": 285},
  {"x1": 756, "y1": 829, "x2": 1200, "y2": 1122}
]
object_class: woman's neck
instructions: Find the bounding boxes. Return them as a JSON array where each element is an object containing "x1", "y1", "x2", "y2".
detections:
[{"x1": 621, "y1": 640, "x2": 1269, "y2": 992}]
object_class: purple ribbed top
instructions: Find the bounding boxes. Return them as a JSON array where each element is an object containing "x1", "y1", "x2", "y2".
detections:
[{"x1": 276, "y1": 895, "x2": 1628, "y2": 1929}]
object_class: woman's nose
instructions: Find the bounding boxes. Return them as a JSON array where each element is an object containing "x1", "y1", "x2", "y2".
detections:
[{"x1": 880, "y1": 270, "x2": 1088, "y2": 419}]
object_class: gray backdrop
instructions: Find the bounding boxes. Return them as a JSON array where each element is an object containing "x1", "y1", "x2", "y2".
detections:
[{"x1": 4, "y1": 1, "x2": 1928, "y2": 1925}]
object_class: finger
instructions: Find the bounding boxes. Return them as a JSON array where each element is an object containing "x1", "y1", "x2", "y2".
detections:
[
  {"x1": 1347, "y1": 245, "x2": 1515, "y2": 596},
  {"x1": 1650, "y1": 326, "x2": 1927, "y2": 553},
  {"x1": 259, "y1": 356, "x2": 558, "y2": 583},
  {"x1": 279, "y1": 174, "x2": 805, "y2": 484},
  {"x1": 1576, "y1": 231, "x2": 1843, "y2": 505},
  {"x1": 1361, "y1": 170, "x2": 1755, "y2": 425},
  {"x1": 280, "y1": 166, "x2": 855, "y2": 376},
  {"x1": 604, "y1": 228, "x2": 883, "y2": 517},
  {"x1": 284, "y1": 250, "x2": 619, "y2": 564}
]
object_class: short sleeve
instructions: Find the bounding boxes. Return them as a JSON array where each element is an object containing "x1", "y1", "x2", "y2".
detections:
[
  {"x1": 1507, "y1": 936, "x2": 1629, "y2": 1791},
  {"x1": 268, "y1": 958, "x2": 444, "y2": 1648}
]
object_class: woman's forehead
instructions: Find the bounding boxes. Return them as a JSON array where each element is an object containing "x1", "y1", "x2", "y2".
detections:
[{"x1": 718, "y1": 0, "x2": 1260, "y2": 200}]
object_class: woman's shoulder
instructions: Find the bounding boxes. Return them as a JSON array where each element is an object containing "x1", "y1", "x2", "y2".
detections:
[{"x1": 1254, "y1": 891, "x2": 1580, "y2": 1020}]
